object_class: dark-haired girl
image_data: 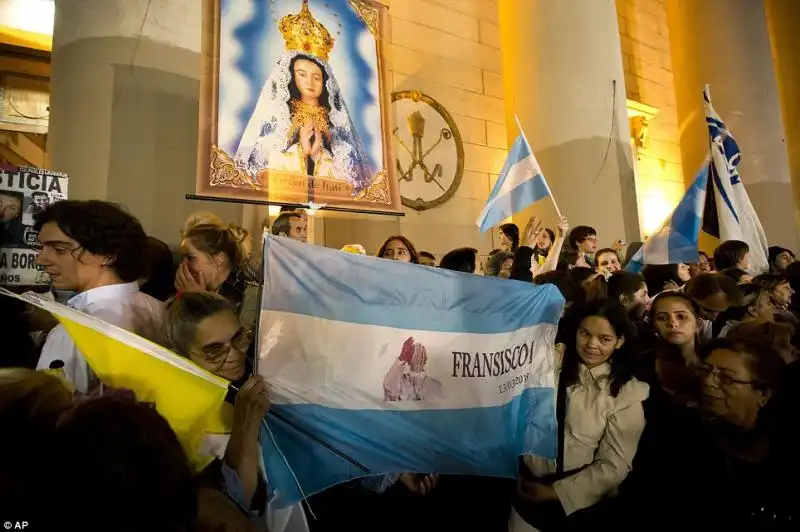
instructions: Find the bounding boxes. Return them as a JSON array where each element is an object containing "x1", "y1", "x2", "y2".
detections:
[{"x1": 511, "y1": 299, "x2": 648, "y2": 531}]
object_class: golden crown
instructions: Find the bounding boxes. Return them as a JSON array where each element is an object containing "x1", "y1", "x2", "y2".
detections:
[{"x1": 280, "y1": 0, "x2": 335, "y2": 61}]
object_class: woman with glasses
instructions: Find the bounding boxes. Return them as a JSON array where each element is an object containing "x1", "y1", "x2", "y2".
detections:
[
  {"x1": 620, "y1": 337, "x2": 796, "y2": 530},
  {"x1": 165, "y1": 291, "x2": 309, "y2": 532},
  {"x1": 681, "y1": 339, "x2": 792, "y2": 529}
]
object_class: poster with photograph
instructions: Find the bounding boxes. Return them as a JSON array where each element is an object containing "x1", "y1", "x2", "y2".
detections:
[
  {"x1": 0, "y1": 165, "x2": 68, "y2": 286},
  {"x1": 196, "y1": 0, "x2": 401, "y2": 213}
]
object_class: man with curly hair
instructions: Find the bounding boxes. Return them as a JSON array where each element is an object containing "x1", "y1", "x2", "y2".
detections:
[{"x1": 34, "y1": 200, "x2": 166, "y2": 392}]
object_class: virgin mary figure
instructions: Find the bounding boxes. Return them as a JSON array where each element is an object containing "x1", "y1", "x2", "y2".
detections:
[{"x1": 234, "y1": 0, "x2": 376, "y2": 194}]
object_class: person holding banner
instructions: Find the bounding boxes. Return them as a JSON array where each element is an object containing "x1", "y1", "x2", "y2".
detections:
[
  {"x1": 512, "y1": 299, "x2": 648, "y2": 531},
  {"x1": 165, "y1": 292, "x2": 309, "y2": 532},
  {"x1": 34, "y1": 201, "x2": 166, "y2": 393}
]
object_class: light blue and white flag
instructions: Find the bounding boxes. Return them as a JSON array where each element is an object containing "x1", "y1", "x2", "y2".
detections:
[
  {"x1": 257, "y1": 236, "x2": 563, "y2": 507},
  {"x1": 626, "y1": 165, "x2": 708, "y2": 273},
  {"x1": 702, "y1": 85, "x2": 770, "y2": 274},
  {"x1": 476, "y1": 133, "x2": 554, "y2": 232}
]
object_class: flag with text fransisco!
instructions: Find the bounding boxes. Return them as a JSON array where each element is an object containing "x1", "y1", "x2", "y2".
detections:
[{"x1": 257, "y1": 235, "x2": 564, "y2": 508}]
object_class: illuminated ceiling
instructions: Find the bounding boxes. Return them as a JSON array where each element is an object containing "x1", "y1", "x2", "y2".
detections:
[{"x1": 0, "y1": 0, "x2": 54, "y2": 51}]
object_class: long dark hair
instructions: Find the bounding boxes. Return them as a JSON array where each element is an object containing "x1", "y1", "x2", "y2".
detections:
[
  {"x1": 376, "y1": 235, "x2": 419, "y2": 264},
  {"x1": 288, "y1": 54, "x2": 331, "y2": 111},
  {"x1": 607, "y1": 271, "x2": 646, "y2": 302},
  {"x1": 499, "y1": 223, "x2": 520, "y2": 251},
  {"x1": 642, "y1": 263, "x2": 686, "y2": 294},
  {"x1": 647, "y1": 291, "x2": 702, "y2": 360},
  {"x1": 560, "y1": 299, "x2": 637, "y2": 396}
]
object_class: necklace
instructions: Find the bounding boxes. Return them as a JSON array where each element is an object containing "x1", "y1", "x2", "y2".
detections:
[{"x1": 288, "y1": 100, "x2": 331, "y2": 141}]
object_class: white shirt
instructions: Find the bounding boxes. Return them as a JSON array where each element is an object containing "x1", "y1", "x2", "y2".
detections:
[
  {"x1": 36, "y1": 282, "x2": 166, "y2": 393},
  {"x1": 524, "y1": 347, "x2": 649, "y2": 515}
]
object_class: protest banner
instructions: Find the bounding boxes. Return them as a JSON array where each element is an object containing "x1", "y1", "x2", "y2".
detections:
[{"x1": 0, "y1": 165, "x2": 68, "y2": 286}]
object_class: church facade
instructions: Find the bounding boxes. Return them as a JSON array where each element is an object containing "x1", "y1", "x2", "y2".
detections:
[{"x1": 2, "y1": 0, "x2": 799, "y2": 257}]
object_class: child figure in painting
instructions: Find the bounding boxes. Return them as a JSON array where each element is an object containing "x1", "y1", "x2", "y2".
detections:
[{"x1": 234, "y1": 0, "x2": 376, "y2": 193}]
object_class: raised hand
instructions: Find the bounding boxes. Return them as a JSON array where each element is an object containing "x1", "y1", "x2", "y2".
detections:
[
  {"x1": 399, "y1": 337, "x2": 415, "y2": 363},
  {"x1": 523, "y1": 216, "x2": 544, "y2": 248},
  {"x1": 557, "y1": 217, "x2": 569, "y2": 238}
]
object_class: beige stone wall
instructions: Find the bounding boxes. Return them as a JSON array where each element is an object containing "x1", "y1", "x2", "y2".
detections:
[
  {"x1": 616, "y1": 0, "x2": 684, "y2": 236},
  {"x1": 320, "y1": 0, "x2": 506, "y2": 261}
]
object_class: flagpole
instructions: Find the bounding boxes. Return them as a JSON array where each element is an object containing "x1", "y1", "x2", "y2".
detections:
[{"x1": 513, "y1": 114, "x2": 563, "y2": 219}]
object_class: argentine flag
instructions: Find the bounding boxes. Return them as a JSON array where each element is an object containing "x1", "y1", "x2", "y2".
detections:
[
  {"x1": 702, "y1": 85, "x2": 770, "y2": 274},
  {"x1": 257, "y1": 236, "x2": 563, "y2": 507},
  {"x1": 477, "y1": 134, "x2": 552, "y2": 232},
  {"x1": 626, "y1": 165, "x2": 708, "y2": 273}
]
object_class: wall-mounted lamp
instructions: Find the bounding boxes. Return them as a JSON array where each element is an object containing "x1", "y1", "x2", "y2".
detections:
[{"x1": 626, "y1": 99, "x2": 659, "y2": 159}]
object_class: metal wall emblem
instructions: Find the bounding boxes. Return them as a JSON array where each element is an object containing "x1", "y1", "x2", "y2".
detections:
[{"x1": 391, "y1": 90, "x2": 464, "y2": 211}]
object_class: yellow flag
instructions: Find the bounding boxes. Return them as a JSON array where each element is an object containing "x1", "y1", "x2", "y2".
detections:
[{"x1": 1, "y1": 288, "x2": 232, "y2": 469}]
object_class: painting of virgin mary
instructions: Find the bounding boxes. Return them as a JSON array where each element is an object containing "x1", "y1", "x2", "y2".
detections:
[
  {"x1": 199, "y1": 0, "x2": 399, "y2": 211},
  {"x1": 234, "y1": 3, "x2": 376, "y2": 193}
]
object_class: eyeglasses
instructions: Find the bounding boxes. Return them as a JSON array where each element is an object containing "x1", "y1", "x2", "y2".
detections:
[
  {"x1": 202, "y1": 327, "x2": 252, "y2": 365},
  {"x1": 696, "y1": 364, "x2": 758, "y2": 387}
]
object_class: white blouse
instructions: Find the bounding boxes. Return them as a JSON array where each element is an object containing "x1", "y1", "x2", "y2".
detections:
[{"x1": 524, "y1": 347, "x2": 649, "y2": 515}]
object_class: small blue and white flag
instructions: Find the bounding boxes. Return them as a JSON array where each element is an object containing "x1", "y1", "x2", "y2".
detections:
[
  {"x1": 258, "y1": 236, "x2": 563, "y2": 507},
  {"x1": 626, "y1": 165, "x2": 709, "y2": 273},
  {"x1": 702, "y1": 85, "x2": 770, "y2": 274},
  {"x1": 476, "y1": 134, "x2": 553, "y2": 232}
]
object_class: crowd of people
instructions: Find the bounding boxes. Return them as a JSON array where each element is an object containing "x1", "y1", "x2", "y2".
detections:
[{"x1": 1, "y1": 198, "x2": 798, "y2": 531}]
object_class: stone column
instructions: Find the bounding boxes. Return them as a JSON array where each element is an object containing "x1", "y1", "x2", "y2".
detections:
[
  {"x1": 667, "y1": 0, "x2": 798, "y2": 250},
  {"x1": 49, "y1": 0, "x2": 242, "y2": 246},
  {"x1": 498, "y1": 0, "x2": 640, "y2": 245},
  {"x1": 765, "y1": 0, "x2": 800, "y2": 245}
]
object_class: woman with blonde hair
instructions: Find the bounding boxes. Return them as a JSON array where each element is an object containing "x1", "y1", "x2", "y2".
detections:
[
  {"x1": 176, "y1": 224, "x2": 255, "y2": 315},
  {"x1": 181, "y1": 210, "x2": 224, "y2": 237}
]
